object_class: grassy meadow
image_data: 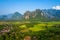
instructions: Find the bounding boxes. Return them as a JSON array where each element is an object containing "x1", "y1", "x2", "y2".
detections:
[{"x1": 0, "y1": 21, "x2": 60, "y2": 40}]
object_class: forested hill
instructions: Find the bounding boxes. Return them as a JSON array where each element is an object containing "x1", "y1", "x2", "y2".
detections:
[{"x1": 0, "y1": 9, "x2": 60, "y2": 21}]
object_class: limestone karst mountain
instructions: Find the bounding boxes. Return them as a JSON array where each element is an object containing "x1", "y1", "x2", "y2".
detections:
[{"x1": 0, "y1": 9, "x2": 60, "y2": 21}]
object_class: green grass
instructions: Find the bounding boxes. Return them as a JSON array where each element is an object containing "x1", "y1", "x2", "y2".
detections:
[{"x1": 0, "y1": 21, "x2": 60, "y2": 40}]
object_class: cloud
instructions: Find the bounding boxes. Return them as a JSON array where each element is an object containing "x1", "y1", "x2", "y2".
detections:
[{"x1": 52, "y1": 6, "x2": 60, "y2": 10}]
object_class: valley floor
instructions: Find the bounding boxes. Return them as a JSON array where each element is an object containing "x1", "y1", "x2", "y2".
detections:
[{"x1": 0, "y1": 21, "x2": 60, "y2": 40}]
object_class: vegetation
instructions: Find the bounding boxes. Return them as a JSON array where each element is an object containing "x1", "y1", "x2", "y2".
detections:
[
  {"x1": 0, "y1": 21, "x2": 60, "y2": 40},
  {"x1": 0, "y1": 9, "x2": 60, "y2": 21},
  {"x1": 0, "y1": 8, "x2": 60, "y2": 40}
]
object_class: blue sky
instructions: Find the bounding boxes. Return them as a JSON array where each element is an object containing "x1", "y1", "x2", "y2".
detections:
[{"x1": 0, "y1": 0, "x2": 60, "y2": 15}]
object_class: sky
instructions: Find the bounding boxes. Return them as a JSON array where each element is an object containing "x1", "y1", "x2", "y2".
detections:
[{"x1": 0, "y1": 0, "x2": 60, "y2": 15}]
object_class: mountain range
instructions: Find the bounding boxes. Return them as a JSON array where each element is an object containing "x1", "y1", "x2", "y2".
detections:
[{"x1": 0, "y1": 9, "x2": 60, "y2": 21}]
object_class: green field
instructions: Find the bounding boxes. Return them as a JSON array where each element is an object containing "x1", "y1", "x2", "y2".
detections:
[{"x1": 0, "y1": 21, "x2": 60, "y2": 40}]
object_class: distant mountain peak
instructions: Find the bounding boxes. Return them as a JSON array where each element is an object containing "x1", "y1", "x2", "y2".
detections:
[{"x1": 0, "y1": 9, "x2": 60, "y2": 21}]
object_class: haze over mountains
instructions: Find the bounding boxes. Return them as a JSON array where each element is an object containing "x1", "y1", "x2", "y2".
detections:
[{"x1": 0, "y1": 9, "x2": 60, "y2": 21}]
